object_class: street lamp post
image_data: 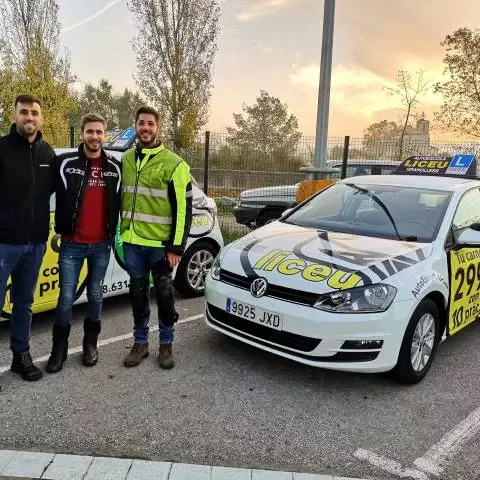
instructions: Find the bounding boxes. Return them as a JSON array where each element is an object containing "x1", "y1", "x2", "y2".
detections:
[
  {"x1": 301, "y1": 0, "x2": 337, "y2": 179},
  {"x1": 314, "y1": 0, "x2": 335, "y2": 169}
]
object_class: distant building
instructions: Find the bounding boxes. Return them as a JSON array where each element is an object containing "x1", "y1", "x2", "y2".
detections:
[{"x1": 367, "y1": 116, "x2": 438, "y2": 160}]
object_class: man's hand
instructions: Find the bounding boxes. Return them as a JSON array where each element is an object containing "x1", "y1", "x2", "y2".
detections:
[{"x1": 167, "y1": 252, "x2": 181, "y2": 269}]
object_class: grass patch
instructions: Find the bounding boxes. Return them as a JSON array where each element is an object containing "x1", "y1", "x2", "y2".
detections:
[{"x1": 216, "y1": 202, "x2": 235, "y2": 215}]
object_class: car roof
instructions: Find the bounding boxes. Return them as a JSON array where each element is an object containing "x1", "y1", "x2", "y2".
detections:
[
  {"x1": 337, "y1": 174, "x2": 480, "y2": 192},
  {"x1": 328, "y1": 160, "x2": 400, "y2": 166},
  {"x1": 54, "y1": 147, "x2": 123, "y2": 159},
  {"x1": 54, "y1": 148, "x2": 76, "y2": 155}
]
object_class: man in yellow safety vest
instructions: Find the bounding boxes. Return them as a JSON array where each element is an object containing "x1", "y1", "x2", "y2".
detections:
[{"x1": 120, "y1": 106, "x2": 192, "y2": 369}]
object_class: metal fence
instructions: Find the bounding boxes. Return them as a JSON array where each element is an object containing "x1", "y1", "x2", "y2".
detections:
[{"x1": 60, "y1": 130, "x2": 480, "y2": 241}]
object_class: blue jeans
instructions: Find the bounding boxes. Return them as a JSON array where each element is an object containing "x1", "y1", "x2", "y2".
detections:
[
  {"x1": 0, "y1": 243, "x2": 46, "y2": 352},
  {"x1": 123, "y1": 243, "x2": 176, "y2": 344},
  {"x1": 55, "y1": 241, "x2": 111, "y2": 327}
]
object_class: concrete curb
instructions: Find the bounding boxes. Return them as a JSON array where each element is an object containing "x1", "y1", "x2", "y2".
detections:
[{"x1": 0, "y1": 449, "x2": 374, "y2": 480}]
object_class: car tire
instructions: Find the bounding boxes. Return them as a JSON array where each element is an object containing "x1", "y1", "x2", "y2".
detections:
[
  {"x1": 393, "y1": 298, "x2": 440, "y2": 384},
  {"x1": 256, "y1": 209, "x2": 283, "y2": 228},
  {"x1": 174, "y1": 241, "x2": 219, "y2": 297}
]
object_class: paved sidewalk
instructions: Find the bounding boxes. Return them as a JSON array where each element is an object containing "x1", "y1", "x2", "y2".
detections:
[{"x1": 0, "y1": 449, "x2": 374, "y2": 480}]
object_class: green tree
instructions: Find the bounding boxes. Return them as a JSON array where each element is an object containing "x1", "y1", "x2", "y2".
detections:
[
  {"x1": 128, "y1": 0, "x2": 220, "y2": 149},
  {"x1": 364, "y1": 120, "x2": 402, "y2": 142},
  {"x1": 435, "y1": 28, "x2": 480, "y2": 137},
  {"x1": 77, "y1": 79, "x2": 117, "y2": 128},
  {"x1": 71, "y1": 80, "x2": 144, "y2": 130},
  {"x1": 363, "y1": 120, "x2": 402, "y2": 158},
  {"x1": 116, "y1": 88, "x2": 144, "y2": 129},
  {"x1": 227, "y1": 90, "x2": 302, "y2": 153},
  {"x1": 225, "y1": 91, "x2": 303, "y2": 171},
  {"x1": 0, "y1": 0, "x2": 77, "y2": 145}
]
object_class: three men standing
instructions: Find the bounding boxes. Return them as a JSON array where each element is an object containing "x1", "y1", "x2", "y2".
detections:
[
  {"x1": 0, "y1": 98, "x2": 191, "y2": 379},
  {"x1": 46, "y1": 114, "x2": 121, "y2": 373},
  {"x1": 121, "y1": 107, "x2": 192, "y2": 369},
  {"x1": 0, "y1": 95, "x2": 55, "y2": 381}
]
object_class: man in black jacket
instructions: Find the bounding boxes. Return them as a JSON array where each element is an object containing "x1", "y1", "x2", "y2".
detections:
[
  {"x1": 46, "y1": 113, "x2": 121, "y2": 373},
  {"x1": 0, "y1": 94, "x2": 55, "y2": 381}
]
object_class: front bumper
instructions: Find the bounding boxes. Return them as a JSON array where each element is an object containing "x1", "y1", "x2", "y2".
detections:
[
  {"x1": 233, "y1": 205, "x2": 262, "y2": 226},
  {"x1": 205, "y1": 276, "x2": 414, "y2": 373}
]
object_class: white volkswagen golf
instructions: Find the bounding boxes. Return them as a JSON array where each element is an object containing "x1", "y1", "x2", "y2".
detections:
[{"x1": 205, "y1": 154, "x2": 480, "y2": 383}]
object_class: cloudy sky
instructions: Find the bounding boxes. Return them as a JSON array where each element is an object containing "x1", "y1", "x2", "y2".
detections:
[{"x1": 57, "y1": 0, "x2": 480, "y2": 138}]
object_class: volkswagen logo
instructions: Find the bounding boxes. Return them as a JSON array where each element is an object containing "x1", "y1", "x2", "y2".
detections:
[{"x1": 250, "y1": 277, "x2": 268, "y2": 298}]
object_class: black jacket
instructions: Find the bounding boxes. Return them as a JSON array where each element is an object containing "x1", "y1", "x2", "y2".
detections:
[
  {"x1": 0, "y1": 124, "x2": 55, "y2": 244},
  {"x1": 54, "y1": 145, "x2": 121, "y2": 239}
]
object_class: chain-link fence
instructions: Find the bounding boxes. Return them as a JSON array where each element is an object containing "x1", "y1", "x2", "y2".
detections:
[{"x1": 60, "y1": 129, "x2": 480, "y2": 242}]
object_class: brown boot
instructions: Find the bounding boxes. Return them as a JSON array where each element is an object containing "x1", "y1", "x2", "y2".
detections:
[
  {"x1": 124, "y1": 343, "x2": 149, "y2": 367},
  {"x1": 158, "y1": 344, "x2": 175, "y2": 369}
]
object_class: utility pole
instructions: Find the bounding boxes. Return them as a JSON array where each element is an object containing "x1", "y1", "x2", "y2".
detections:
[{"x1": 313, "y1": 0, "x2": 335, "y2": 170}]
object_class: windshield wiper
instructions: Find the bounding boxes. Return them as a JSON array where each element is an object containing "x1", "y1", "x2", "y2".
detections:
[
  {"x1": 347, "y1": 184, "x2": 404, "y2": 241},
  {"x1": 399, "y1": 235, "x2": 418, "y2": 241}
]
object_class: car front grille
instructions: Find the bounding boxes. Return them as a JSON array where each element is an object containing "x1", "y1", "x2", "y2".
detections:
[{"x1": 219, "y1": 269, "x2": 319, "y2": 306}]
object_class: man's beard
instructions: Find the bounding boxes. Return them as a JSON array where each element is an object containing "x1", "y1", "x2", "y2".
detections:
[
  {"x1": 138, "y1": 132, "x2": 157, "y2": 146},
  {"x1": 85, "y1": 142, "x2": 101, "y2": 153},
  {"x1": 17, "y1": 123, "x2": 37, "y2": 137}
]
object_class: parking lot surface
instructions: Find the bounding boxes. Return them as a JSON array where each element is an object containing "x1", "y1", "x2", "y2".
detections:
[{"x1": 0, "y1": 293, "x2": 479, "y2": 479}]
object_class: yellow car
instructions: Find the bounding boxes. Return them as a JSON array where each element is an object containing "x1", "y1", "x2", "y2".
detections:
[{"x1": 1, "y1": 149, "x2": 223, "y2": 319}]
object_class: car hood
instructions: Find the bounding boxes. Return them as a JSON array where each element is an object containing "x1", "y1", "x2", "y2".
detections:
[
  {"x1": 240, "y1": 185, "x2": 298, "y2": 199},
  {"x1": 220, "y1": 222, "x2": 432, "y2": 294}
]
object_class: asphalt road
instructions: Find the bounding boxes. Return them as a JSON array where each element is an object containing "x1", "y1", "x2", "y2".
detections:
[{"x1": 0, "y1": 292, "x2": 479, "y2": 480}]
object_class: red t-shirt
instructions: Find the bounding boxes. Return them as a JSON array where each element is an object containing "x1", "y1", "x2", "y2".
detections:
[{"x1": 63, "y1": 156, "x2": 108, "y2": 244}]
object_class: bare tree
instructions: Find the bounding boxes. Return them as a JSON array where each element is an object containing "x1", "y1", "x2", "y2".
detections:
[
  {"x1": 0, "y1": 0, "x2": 76, "y2": 144},
  {"x1": 384, "y1": 68, "x2": 431, "y2": 160},
  {"x1": 128, "y1": 0, "x2": 220, "y2": 149},
  {"x1": 0, "y1": 0, "x2": 70, "y2": 78}
]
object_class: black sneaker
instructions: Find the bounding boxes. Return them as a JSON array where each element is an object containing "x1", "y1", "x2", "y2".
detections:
[{"x1": 11, "y1": 351, "x2": 43, "y2": 381}]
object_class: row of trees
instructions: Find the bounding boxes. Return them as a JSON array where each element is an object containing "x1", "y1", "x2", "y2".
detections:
[
  {"x1": 208, "y1": 27, "x2": 480, "y2": 167},
  {"x1": 70, "y1": 80, "x2": 144, "y2": 131},
  {"x1": 354, "y1": 28, "x2": 480, "y2": 160},
  {"x1": 1, "y1": 1, "x2": 480, "y2": 158},
  {"x1": 0, "y1": 0, "x2": 220, "y2": 148}
]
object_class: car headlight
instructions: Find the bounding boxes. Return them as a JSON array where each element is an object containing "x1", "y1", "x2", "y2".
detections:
[
  {"x1": 313, "y1": 284, "x2": 397, "y2": 313},
  {"x1": 193, "y1": 195, "x2": 217, "y2": 215},
  {"x1": 211, "y1": 256, "x2": 221, "y2": 280}
]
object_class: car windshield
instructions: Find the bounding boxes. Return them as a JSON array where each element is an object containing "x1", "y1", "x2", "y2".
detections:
[{"x1": 284, "y1": 182, "x2": 451, "y2": 242}]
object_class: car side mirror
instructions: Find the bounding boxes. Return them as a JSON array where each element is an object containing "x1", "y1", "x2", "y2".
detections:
[
  {"x1": 457, "y1": 226, "x2": 480, "y2": 245},
  {"x1": 282, "y1": 208, "x2": 293, "y2": 217}
]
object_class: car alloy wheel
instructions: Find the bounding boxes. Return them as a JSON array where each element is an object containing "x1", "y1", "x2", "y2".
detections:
[
  {"x1": 174, "y1": 241, "x2": 219, "y2": 297},
  {"x1": 410, "y1": 312, "x2": 436, "y2": 372},
  {"x1": 187, "y1": 249, "x2": 215, "y2": 291}
]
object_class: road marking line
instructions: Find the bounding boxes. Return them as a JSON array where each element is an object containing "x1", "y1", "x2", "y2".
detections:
[
  {"x1": 355, "y1": 404, "x2": 480, "y2": 479},
  {"x1": 354, "y1": 449, "x2": 428, "y2": 480},
  {"x1": 0, "y1": 313, "x2": 204, "y2": 374},
  {"x1": 413, "y1": 405, "x2": 480, "y2": 476}
]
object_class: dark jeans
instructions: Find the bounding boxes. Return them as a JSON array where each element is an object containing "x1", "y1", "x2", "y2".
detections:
[
  {"x1": 123, "y1": 243, "x2": 177, "y2": 344},
  {"x1": 55, "y1": 241, "x2": 111, "y2": 327},
  {"x1": 0, "y1": 243, "x2": 46, "y2": 353}
]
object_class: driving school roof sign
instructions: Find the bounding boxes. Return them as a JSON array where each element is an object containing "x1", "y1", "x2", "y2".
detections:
[{"x1": 393, "y1": 154, "x2": 478, "y2": 177}]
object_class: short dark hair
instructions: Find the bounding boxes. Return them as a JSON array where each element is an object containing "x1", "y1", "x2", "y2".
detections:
[
  {"x1": 80, "y1": 113, "x2": 107, "y2": 131},
  {"x1": 135, "y1": 106, "x2": 160, "y2": 124},
  {"x1": 15, "y1": 94, "x2": 41, "y2": 108}
]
